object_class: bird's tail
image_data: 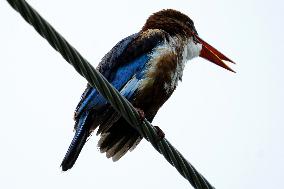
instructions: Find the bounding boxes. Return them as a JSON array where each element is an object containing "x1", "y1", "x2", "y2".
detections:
[
  {"x1": 97, "y1": 118, "x2": 142, "y2": 161},
  {"x1": 61, "y1": 112, "x2": 90, "y2": 171}
]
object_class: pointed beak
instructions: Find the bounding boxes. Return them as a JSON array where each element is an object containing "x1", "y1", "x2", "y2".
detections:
[{"x1": 194, "y1": 34, "x2": 235, "y2": 73}]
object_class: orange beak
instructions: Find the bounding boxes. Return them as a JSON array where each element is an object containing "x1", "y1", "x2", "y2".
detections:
[{"x1": 194, "y1": 34, "x2": 235, "y2": 73}]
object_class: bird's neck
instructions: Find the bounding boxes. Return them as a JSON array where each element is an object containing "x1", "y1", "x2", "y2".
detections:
[
  {"x1": 167, "y1": 35, "x2": 202, "y2": 80},
  {"x1": 182, "y1": 37, "x2": 202, "y2": 61}
]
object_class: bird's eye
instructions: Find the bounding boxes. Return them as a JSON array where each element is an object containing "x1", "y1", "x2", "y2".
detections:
[{"x1": 192, "y1": 35, "x2": 199, "y2": 44}]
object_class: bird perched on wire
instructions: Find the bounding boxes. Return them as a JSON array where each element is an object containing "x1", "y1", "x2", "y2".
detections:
[{"x1": 61, "y1": 9, "x2": 234, "y2": 171}]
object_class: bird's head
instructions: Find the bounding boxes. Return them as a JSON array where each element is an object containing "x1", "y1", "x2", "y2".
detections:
[{"x1": 142, "y1": 9, "x2": 235, "y2": 72}]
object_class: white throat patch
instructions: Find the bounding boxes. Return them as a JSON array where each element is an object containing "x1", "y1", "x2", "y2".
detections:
[{"x1": 183, "y1": 38, "x2": 202, "y2": 61}]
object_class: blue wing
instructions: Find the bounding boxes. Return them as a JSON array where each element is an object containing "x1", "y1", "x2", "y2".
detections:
[
  {"x1": 74, "y1": 30, "x2": 166, "y2": 119},
  {"x1": 74, "y1": 51, "x2": 149, "y2": 119}
]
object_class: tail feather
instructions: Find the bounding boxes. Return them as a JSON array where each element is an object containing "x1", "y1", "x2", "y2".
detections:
[
  {"x1": 106, "y1": 136, "x2": 127, "y2": 158},
  {"x1": 61, "y1": 112, "x2": 90, "y2": 171},
  {"x1": 96, "y1": 110, "x2": 120, "y2": 135},
  {"x1": 129, "y1": 137, "x2": 142, "y2": 152},
  {"x1": 97, "y1": 118, "x2": 142, "y2": 161},
  {"x1": 112, "y1": 136, "x2": 141, "y2": 161},
  {"x1": 99, "y1": 131, "x2": 123, "y2": 152}
]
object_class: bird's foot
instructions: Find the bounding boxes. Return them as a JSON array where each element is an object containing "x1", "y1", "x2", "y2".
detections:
[
  {"x1": 133, "y1": 108, "x2": 164, "y2": 141},
  {"x1": 135, "y1": 107, "x2": 145, "y2": 121},
  {"x1": 154, "y1": 126, "x2": 165, "y2": 141}
]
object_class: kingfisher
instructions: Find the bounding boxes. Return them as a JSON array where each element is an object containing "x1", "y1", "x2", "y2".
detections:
[{"x1": 61, "y1": 9, "x2": 234, "y2": 171}]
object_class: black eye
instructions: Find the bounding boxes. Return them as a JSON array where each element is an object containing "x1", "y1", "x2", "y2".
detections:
[{"x1": 192, "y1": 35, "x2": 199, "y2": 44}]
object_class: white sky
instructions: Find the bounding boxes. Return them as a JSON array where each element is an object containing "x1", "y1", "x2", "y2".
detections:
[{"x1": 1, "y1": 0, "x2": 283, "y2": 188}]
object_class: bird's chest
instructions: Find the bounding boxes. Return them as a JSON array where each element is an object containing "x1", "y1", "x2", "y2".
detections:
[
  {"x1": 132, "y1": 44, "x2": 185, "y2": 114},
  {"x1": 137, "y1": 42, "x2": 185, "y2": 96}
]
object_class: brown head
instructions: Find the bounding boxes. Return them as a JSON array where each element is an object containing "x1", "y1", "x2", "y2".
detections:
[{"x1": 142, "y1": 9, "x2": 235, "y2": 72}]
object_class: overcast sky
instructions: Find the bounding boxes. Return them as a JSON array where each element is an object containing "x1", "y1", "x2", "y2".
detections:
[{"x1": 1, "y1": 0, "x2": 283, "y2": 188}]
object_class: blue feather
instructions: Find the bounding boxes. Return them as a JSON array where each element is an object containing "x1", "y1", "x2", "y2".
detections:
[
  {"x1": 76, "y1": 54, "x2": 149, "y2": 115},
  {"x1": 61, "y1": 111, "x2": 90, "y2": 171}
]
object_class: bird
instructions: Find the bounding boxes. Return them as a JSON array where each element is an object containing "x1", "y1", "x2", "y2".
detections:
[{"x1": 61, "y1": 9, "x2": 234, "y2": 171}]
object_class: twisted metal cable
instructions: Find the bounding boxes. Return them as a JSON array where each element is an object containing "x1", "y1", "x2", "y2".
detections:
[{"x1": 6, "y1": 0, "x2": 215, "y2": 188}]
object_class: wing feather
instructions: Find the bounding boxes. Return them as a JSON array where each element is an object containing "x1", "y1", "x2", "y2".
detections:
[{"x1": 74, "y1": 30, "x2": 168, "y2": 121}]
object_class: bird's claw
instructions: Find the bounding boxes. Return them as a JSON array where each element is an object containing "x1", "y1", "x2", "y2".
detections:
[
  {"x1": 154, "y1": 126, "x2": 165, "y2": 141},
  {"x1": 135, "y1": 107, "x2": 145, "y2": 122}
]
